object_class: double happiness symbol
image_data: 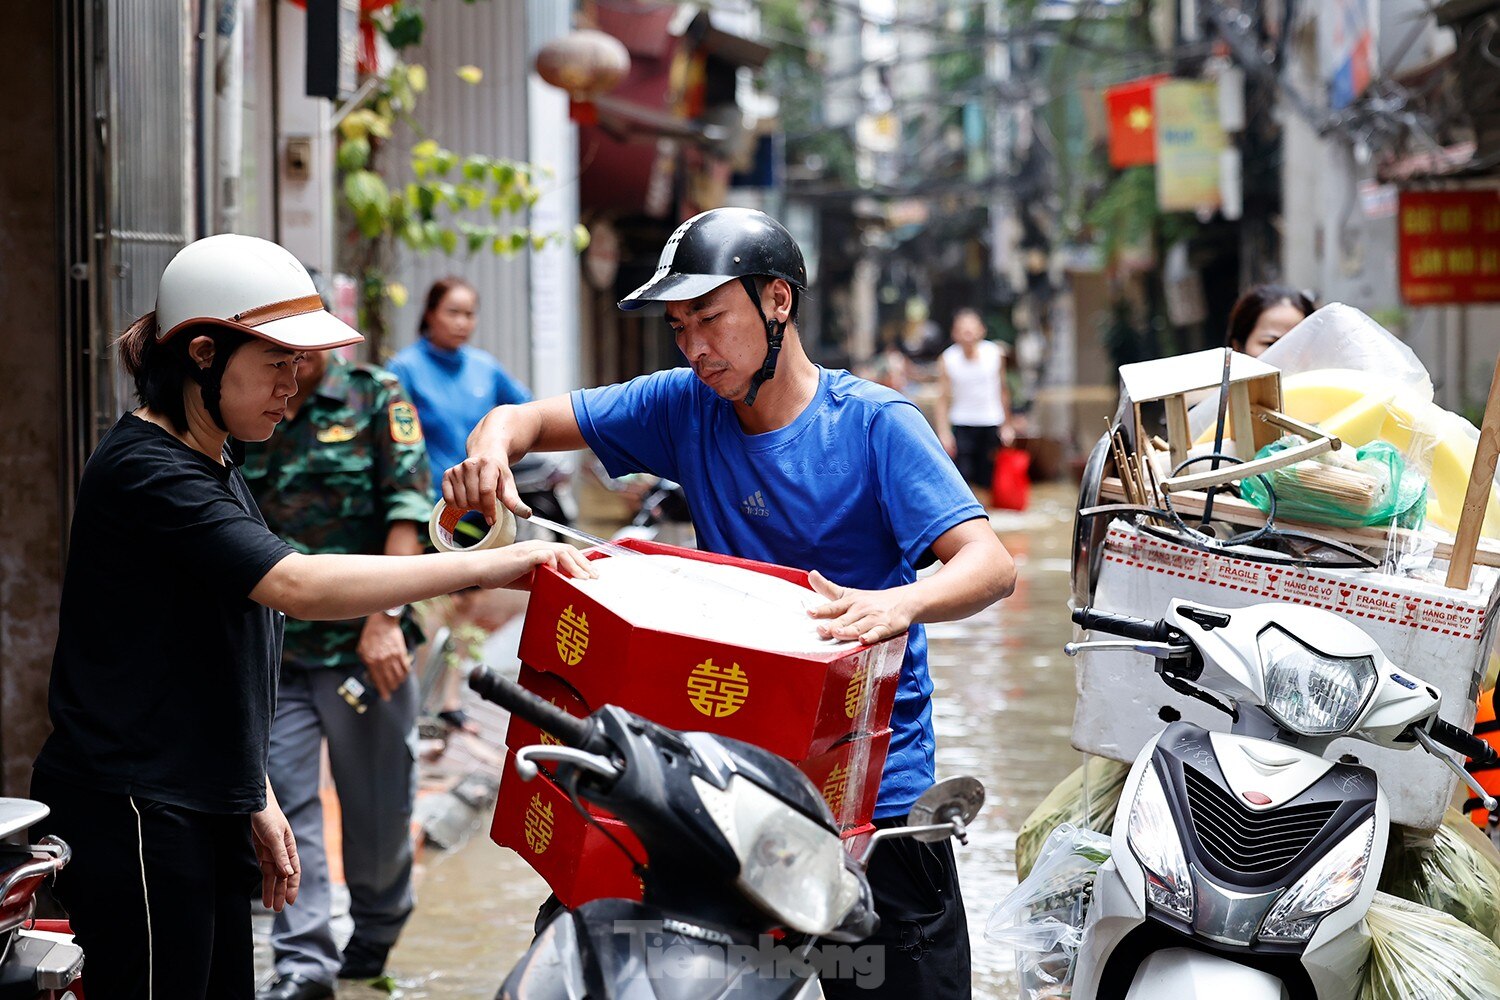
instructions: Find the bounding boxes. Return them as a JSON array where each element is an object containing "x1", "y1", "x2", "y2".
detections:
[
  {"x1": 822, "y1": 763, "x2": 851, "y2": 820},
  {"x1": 555, "y1": 605, "x2": 590, "y2": 666},
  {"x1": 524, "y1": 793, "x2": 555, "y2": 854},
  {"x1": 686, "y1": 658, "x2": 751, "y2": 718}
]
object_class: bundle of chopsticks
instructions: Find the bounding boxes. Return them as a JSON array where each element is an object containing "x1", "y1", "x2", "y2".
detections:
[{"x1": 1106, "y1": 421, "x2": 1166, "y2": 517}]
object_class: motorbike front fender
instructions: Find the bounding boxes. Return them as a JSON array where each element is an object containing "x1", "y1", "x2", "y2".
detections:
[
  {"x1": 502, "y1": 899, "x2": 821, "y2": 1000},
  {"x1": 1124, "y1": 948, "x2": 1288, "y2": 1000}
]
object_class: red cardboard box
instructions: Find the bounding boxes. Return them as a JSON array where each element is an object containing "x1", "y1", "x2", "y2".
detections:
[
  {"x1": 492, "y1": 728, "x2": 891, "y2": 906},
  {"x1": 516, "y1": 538, "x2": 905, "y2": 759},
  {"x1": 800, "y1": 730, "x2": 892, "y2": 833},
  {"x1": 494, "y1": 539, "x2": 902, "y2": 906},
  {"x1": 502, "y1": 664, "x2": 591, "y2": 750},
  {"x1": 490, "y1": 751, "x2": 646, "y2": 908}
]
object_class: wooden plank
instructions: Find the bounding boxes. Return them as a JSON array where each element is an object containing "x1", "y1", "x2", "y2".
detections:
[
  {"x1": 1163, "y1": 396, "x2": 1191, "y2": 469},
  {"x1": 1447, "y1": 355, "x2": 1500, "y2": 589},
  {"x1": 1161, "y1": 435, "x2": 1337, "y2": 494},
  {"x1": 1229, "y1": 383, "x2": 1257, "y2": 459},
  {"x1": 1097, "y1": 478, "x2": 1500, "y2": 570},
  {"x1": 1252, "y1": 405, "x2": 1342, "y2": 449},
  {"x1": 1107, "y1": 425, "x2": 1141, "y2": 505}
]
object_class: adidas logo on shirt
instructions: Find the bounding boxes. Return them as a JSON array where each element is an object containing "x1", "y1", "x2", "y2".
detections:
[{"x1": 741, "y1": 490, "x2": 770, "y2": 518}]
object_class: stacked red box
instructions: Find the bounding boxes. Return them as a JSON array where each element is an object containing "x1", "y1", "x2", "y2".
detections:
[{"x1": 489, "y1": 538, "x2": 904, "y2": 908}]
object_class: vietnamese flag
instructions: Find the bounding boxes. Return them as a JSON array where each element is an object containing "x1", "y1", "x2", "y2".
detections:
[{"x1": 1105, "y1": 74, "x2": 1169, "y2": 168}]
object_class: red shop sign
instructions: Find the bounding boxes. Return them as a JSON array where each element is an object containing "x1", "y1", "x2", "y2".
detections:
[{"x1": 1398, "y1": 189, "x2": 1500, "y2": 305}]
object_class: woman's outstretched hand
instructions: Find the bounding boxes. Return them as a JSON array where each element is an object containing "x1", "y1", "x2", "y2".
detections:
[{"x1": 481, "y1": 540, "x2": 598, "y2": 590}]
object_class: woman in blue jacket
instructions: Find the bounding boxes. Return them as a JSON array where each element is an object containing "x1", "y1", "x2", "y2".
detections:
[{"x1": 388, "y1": 277, "x2": 531, "y2": 488}]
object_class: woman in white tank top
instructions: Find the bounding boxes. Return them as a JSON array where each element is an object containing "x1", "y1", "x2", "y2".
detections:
[{"x1": 936, "y1": 309, "x2": 1012, "y2": 495}]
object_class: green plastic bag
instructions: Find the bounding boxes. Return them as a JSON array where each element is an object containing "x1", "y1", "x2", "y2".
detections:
[
  {"x1": 1361, "y1": 892, "x2": 1500, "y2": 1000},
  {"x1": 1015, "y1": 757, "x2": 1129, "y2": 880},
  {"x1": 1240, "y1": 436, "x2": 1426, "y2": 529},
  {"x1": 1380, "y1": 807, "x2": 1500, "y2": 947}
]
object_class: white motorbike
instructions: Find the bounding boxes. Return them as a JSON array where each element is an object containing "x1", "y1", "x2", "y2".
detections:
[{"x1": 1025, "y1": 598, "x2": 1499, "y2": 999}]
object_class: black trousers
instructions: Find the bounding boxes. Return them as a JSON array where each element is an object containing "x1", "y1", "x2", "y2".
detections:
[
  {"x1": 820, "y1": 814, "x2": 971, "y2": 999},
  {"x1": 29, "y1": 769, "x2": 260, "y2": 1000},
  {"x1": 951, "y1": 425, "x2": 999, "y2": 488}
]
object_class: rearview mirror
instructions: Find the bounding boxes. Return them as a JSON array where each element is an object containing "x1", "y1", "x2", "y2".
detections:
[{"x1": 906, "y1": 776, "x2": 985, "y2": 843}]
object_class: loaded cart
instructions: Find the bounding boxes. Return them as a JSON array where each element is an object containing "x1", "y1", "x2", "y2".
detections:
[
  {"x1": 1071, "y1": 331, "x2": 1500, "y2": 832},
  {"x1": 490, "y1": 537, "x2": 905, "y2": 907},
  {"x1": 988, "y1": 311, "x2": 1500, "y2": 1000}
]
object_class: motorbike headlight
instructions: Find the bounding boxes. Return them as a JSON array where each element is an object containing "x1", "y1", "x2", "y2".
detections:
[
  {"x1": 692, "y1": 775, "x2": 858, "y2": 936},
  {"x1": 1260, "y1": 816, "x2": 1376, "y2": 942},
  {"x1": 1258, "y1": 626, "x2": 1377, "y2": 737},
  {"x1": 1128, "y1": 763, "x2": 1194, "y2": 922}
]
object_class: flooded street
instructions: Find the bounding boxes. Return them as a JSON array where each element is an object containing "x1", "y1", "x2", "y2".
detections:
[{"x1": 324, "y1": 483, "x2": 1086, "y2": 998}]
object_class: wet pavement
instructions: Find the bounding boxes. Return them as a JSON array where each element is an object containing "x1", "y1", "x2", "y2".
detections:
[{"x1": 258, "y1": 482, "x2": 1085, "y2": 998}]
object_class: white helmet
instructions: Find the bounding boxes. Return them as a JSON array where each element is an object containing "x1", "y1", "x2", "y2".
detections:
[{"x1": 154, "y1": 234, "x2": 363, "y2": 350}]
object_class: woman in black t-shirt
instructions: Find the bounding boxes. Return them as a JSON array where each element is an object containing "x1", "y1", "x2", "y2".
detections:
[{"x1": 31, "y1": 235, "x2": 595, "y2": 1000}]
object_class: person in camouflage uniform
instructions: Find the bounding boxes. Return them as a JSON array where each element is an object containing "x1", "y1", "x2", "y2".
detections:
[{"x1": 243, "y1": 351, "x2": 432, "y2": 1000}]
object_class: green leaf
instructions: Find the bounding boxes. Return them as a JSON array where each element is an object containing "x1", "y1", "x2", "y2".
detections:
[
  {"x1": 462, "y1": 155, "x2": 490, "y2": 183},
  {"x1": 357, "y1": 205, "x2": 386, "y2": 239},
  {"x1": 460, "y1": 185, "x2": 486, "y2": 211},
  {"x1": 390, "y1": 78, "x2": 414, "y2": 113},
  {"x1": 336, "y1": 137, "x2": 371, "y2": 172},
  {"x1": 401, "y1": 218, "x2": 426, "y2": 249},
  {"x1": 491, "y1": 161, "x2": 517, "y2": 189},
  {"x1": 414, "y1": 185, "x2": 437, "y2": 220},
  {"x1": 465, "y1": 228, "x2": 487, "y2": 254},
  {"x1": 338, "y1": 110, "x2": 370, "y2": 142},
  {"x1": 433, "y1": 150, "x2": 457, "y2": 177},
  {"x1": 530, "y1": 233, "x2": 548, "y2": 251},
  {"x1": 383, "y1": 4, "x2": 425, "y2": 49},
  {"x1": 343, "y1": 170, "x2": 390, "y2": 216},
  {"x1": 572, "y1": 223, "x2": 592, "y2": 253},
  {"x1": 438, "y1": 228, "x2": 459, "y2": 255}
]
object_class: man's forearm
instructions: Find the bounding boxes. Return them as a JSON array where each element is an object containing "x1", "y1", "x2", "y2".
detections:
[
  {"x1": 467, "y1": 396, "x2": 585, "y2": 460},
  {"x1": 468, "y1": 403, "x2": 539, "y2": 462},
  {"x1": 904, "y1": 534, "x2": 1016, "y2": 626}
]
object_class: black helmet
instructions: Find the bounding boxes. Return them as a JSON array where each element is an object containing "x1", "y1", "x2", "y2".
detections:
[
  {"x1": 619, "y1": 208, "x2": 807, "y2": 406},
  {"x1": 618, "y1": 207, "x2": 806, "y2": 309}
]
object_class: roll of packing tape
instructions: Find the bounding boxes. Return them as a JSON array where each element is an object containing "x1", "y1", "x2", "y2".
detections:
[{"x1": 430, "y1": 499, "x2": 517, "y2": 552}]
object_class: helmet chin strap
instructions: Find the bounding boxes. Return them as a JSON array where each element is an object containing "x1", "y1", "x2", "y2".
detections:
[
  {"x1": 188, "y1": 354, "x2": 232, "y2": 433},
  {"x1": 739, "y1": 276, "x2": 787, "y2": 407}
]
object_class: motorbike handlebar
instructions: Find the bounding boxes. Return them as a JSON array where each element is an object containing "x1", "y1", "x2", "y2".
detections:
[
  {"x1": 1430, "y1": 718, "x2": 1500, "y2": 768},
  {"x1": 1071, "y1": 607, "x2": 1173, "y2": 644},
  {"x1": 468, "y1": 666, "x2": 604, "y2": 754}
]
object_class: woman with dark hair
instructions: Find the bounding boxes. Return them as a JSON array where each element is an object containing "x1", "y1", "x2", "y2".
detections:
[
  {"x1": 388, "y1": 277, "x2": 532, "y2": 492},
  {"x1": 31, "y1": 235, "x2": 592, "y2": 1000},
  {"x1": 1226, "y1": 284, "x2": 1317, "y2": 357}
]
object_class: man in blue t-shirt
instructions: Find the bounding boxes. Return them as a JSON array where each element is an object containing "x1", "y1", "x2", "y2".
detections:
[{"x1": 444, "y1": 208, "x2": 1015, "y2": 998}]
